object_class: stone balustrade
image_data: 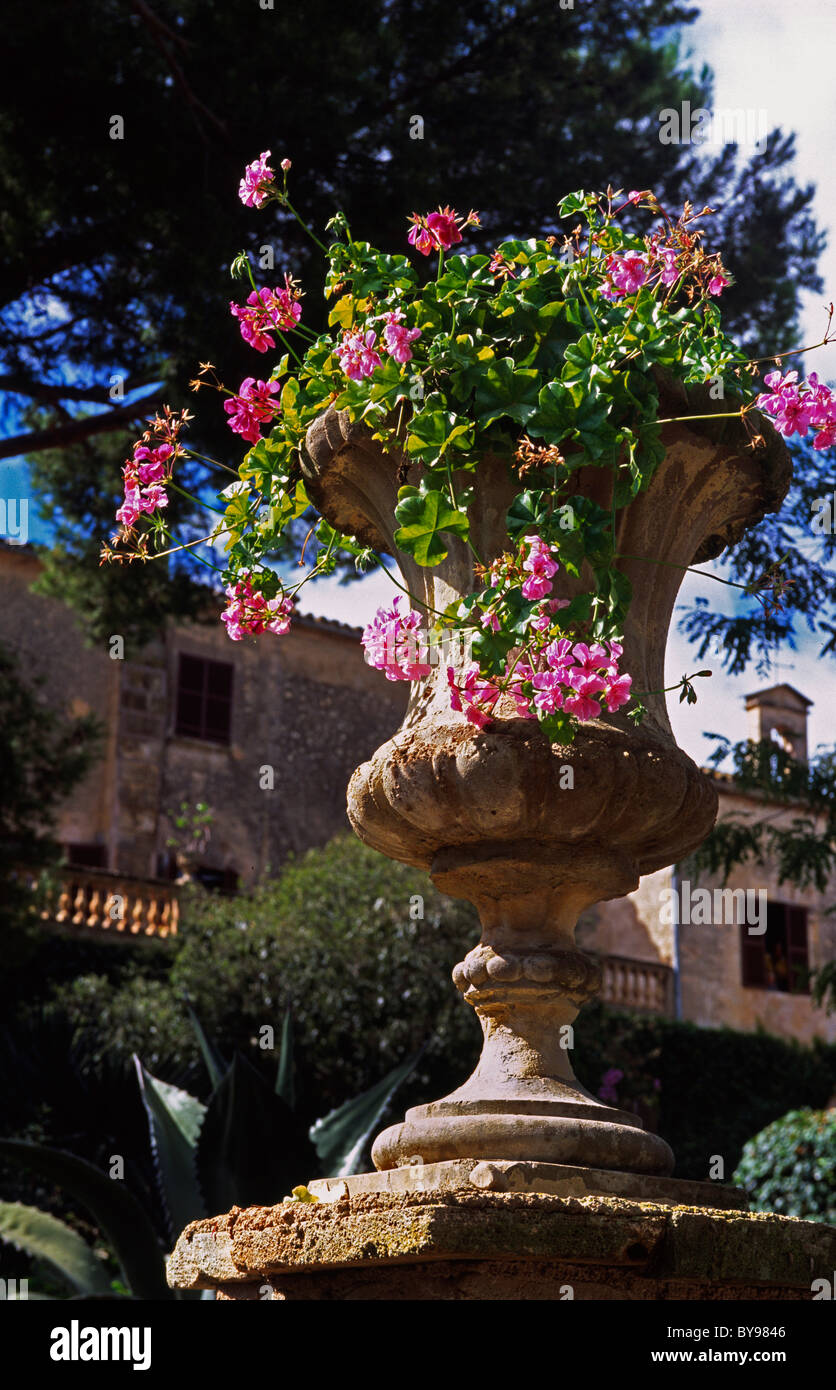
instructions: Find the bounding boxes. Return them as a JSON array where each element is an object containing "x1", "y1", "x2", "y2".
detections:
[
  {"x1": 27, "y1": 867, "x2": 670, "y2": 1012},
  {"x1": 600, "y1": 952, "x2": 673, "y2": 1015},
  {"x1": 33, "y1": 865, "x2": 179, "y2": 939}
]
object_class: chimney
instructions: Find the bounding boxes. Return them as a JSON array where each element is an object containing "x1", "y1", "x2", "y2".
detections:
[{"x1": 744, "y1": 684, "x2": 812, "y2": 763}]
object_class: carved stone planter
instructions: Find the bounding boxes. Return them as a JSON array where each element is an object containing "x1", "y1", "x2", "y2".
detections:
[
  {"x1": 167, "y1": 382, "x2": 804, "y2": 1303},
  {"x1": 301, "y1": 376, "x2": 790, "y2": 1183}
]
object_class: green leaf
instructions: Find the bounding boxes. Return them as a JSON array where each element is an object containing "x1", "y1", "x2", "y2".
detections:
[
  {"x1": 196, "y1": 1054, "x2": 317, "y2": 1214},
  {"x1": 533, "y1": 379, "x2": 575, "y2": 437},
  {"x1": 0, "y1": 1202, "x2": 112, "y2": 1297},
  {"x1": 310, "y1": 1051, "x2": 423, "y2": 1178},
  {"x1": 506, "y1": 490, "x2": 553, "y2": 539},
  {"x1": 0, "y1": 1139, "x2": 170, "y2": 1300},
  {"x1": 134, "y1": 1056, "x2": 207, "y2": 1243},
  {"x1": 275, "y1": 1008, "x2": 296, "y2": 1110},
  {"x1": 557, "y1": 192, "x2": 588, "y2": 217},
  {"x1": 405, "y1": 396, "x2": 474, "y2": 463},
  {"x1": 394, "y1": 485, "x2": 469, "y2": 565},
  {"x1": 474, "y1": 357, "x2": 541, "y2": 427},
  {"x1": 168, "y1": 1026, "x2": 213, "y2": 1101}
]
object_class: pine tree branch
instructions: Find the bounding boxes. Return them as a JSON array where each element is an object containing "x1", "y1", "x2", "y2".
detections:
[
  {"x1": 0, "y1": 392, "x2": 163, "y2": 462},
  {"x1": 0, "y1": 373, "x2": 159, "y2": 405}
]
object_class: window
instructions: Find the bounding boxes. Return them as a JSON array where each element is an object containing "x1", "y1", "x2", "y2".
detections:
[
  {"x1": 66, "y1": 843, "x2": 107, "y2": 868},
  {"x1": 194, "y1": 865, "x2": 239, "y2": 895},
  {"x1": 175, "y1": 654, "x2": 233, "y2": 743},
  {"x1": 741, "y1": 902, "x2": 809, "y2": 993}
]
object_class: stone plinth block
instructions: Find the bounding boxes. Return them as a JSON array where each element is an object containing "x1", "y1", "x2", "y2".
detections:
[{"x1": 167, "y1": 1192, "x2": 836, "y2": 1301}]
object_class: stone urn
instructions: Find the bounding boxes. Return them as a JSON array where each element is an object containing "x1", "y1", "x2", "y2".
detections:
[{"x1": 300, "y1": 373, "x2": 790, "y2": 1188}]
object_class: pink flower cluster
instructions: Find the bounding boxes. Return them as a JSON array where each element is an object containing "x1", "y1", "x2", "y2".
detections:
[
  {"x1": 529, "y1": 639, "x2": 632, "y2": 720},
  {"x1": 600, "y1": 244, "x2": 728, "y2": 302},
  {"x1": 361, "y1": 598, "x2": 432, "y2": 680},
  {"x1": 600, "y1": 251, "x2": 652, "y2": 301},
  {"x1": 407, "y1": 206, "x2": 479, "y2": 257},
  {"x1": 521, "y1": 533, "x2": 559, "y2": 600},
  {"x1": 221, "y1": 573, "x2": 293, "y2": 641},
  {"x1": 336, "y1": 328, "x2": 382, "y2": 382},
  {"x1": 756, "y1": 370, "x2": 836, "y2": 449},
  {"x1": 115, "y1": 442, "x2": 173, "y2": 528},
  {"x1": 381, "y1": 309, "x2": 421, "y2": 364},
  {"x1": 479, "y1": 536, "x2": 569, "y2": 635},
  {"x1": 336, "y1": 311, "x2": 422, "y2": 382},
  {"x1": 238, "y1": 150, "x2": 274, "y2": 209},
  {"x1": 223, "y1": 377, "x2": 281, "y2": 444},
  {"x1": 446, "y1": 639, "x2": 631, "y2": 731},
  {"x1": 446, "y1": 663, "x2": 530, "y2": 729},
  {"x1": 230, "y1": 277, "x2": 302, "y2": 352}
]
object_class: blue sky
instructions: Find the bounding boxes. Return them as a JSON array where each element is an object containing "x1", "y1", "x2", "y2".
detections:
[{"x1": 3, "y1": 0, "x2": 835, "y2": 764}]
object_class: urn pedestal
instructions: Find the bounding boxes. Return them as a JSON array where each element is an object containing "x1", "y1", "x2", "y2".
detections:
[{"x1": 299, "y1": 377, "x2": 789, "y2": 1184}]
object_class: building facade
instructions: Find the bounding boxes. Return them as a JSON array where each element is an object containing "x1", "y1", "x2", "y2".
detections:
[
  {"x1": 0, "y1": 543, "x2": 407, "y2": 889},
  {"x1": 579, "y1": 684, "x2": 836, "y2": 1043}
]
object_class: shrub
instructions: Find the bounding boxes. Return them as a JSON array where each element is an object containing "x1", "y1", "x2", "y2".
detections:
[
  {"x1": 733, "y1": 1108, "x2": 836, "y2": 1222},
  {"x1": 54, "y1": 836, "x2": 482, "y2": 1121}
]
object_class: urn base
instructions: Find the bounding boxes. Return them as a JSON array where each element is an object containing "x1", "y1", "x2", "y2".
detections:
[{"x1": 371, "y1": 1097, "x2": 675, "y2": 1176}]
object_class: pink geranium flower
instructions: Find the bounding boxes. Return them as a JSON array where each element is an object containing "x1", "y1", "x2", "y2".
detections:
[
  {"x1": 221, "y1": 572, "x2": 293, "y2": 641},
  {"x1": 531, "y1": 670, "x2": 565, "y2": 715},
  {"x1": 230, "y1": 278, "x2": 302, "y2": 351},
  {"x1": 563, "y1": 680, "x2": 603, "y2": 721},
  {"x1": 407, "y1": 206, "x2": 479, "y2": 256},
  {"x1": 238, "y1": 150, "x2": 274, "y2": 209},
  {"x1": 603, "y1": 673, "x2": 633, "y2": 712},
  {"x1": 336, "y1": 328, "x2": 382, "y2": 382},
  {"x1": 600, "y1": 251, "x2": 649, "y2": 301},
  {"x1": 224, "y1": 378, "x2": 281, "y2": 445},
  {"x1": 115, "y1": 440, "x2": 175, "y2": 527},
  {"x1": 362, "y1": 598, "x2": 432, "y2": 681},
  {"x1": 447, "y1": 663, "x2": 500, "y2": 728},
  {"x1": 707, "y1": 270, "x2": 730, "y2": 296},
  {"x1": 521, "y1": 534, "x2": 559, "y2": 601},
  {"x1": 381, "y1": 310, "x2": 421, "y2": 364}
]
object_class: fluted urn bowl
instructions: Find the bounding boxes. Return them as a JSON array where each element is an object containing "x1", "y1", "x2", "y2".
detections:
[{"x1": 301, "y1": 374, "x2": 790, "y2": 1179}]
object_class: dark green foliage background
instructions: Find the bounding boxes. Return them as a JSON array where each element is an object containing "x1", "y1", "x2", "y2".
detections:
[{"x1": 5, "y1": 836, "x2": 835, "y2": 1194}]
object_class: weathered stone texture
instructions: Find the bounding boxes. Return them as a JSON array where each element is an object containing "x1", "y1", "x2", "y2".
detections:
[{"x1": 167, "y1": 1190, "x2": 836, "y2": 1301}]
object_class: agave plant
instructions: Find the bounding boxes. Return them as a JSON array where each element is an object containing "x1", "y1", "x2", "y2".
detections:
[{"x1": 0, "y1": 1007, "x2": 420, "y2": 1299}]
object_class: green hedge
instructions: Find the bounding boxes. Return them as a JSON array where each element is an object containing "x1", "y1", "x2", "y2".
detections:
[{"x1": 574, "y1": 1003, "x2": 836, "y2": 1182}]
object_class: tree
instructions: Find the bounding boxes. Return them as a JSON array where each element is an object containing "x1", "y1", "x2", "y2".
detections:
[
  {"x1": 1, "y1": 0, "x2": 825, "y2": 642},
  {"x1": 0, "y1": 641, "x2": 101, "y2": 939}
]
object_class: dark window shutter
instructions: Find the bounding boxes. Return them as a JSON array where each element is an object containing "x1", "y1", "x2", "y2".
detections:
[
  {"x1": 786, "y1": 906, "x2": 809, "y2": 994},
  {"x1": 174, "y1": 655, "x2": 233, "y2": 743},
  {"x1": 740, "y1": 923, "x2": 766, "y2": 987}
]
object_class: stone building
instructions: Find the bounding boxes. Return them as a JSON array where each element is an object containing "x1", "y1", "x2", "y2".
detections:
[
  {"x1": 0, "y1": 542, "x2": 407, "y2": 889},
  {"x1": 579, "y1": 683, "x2": 836, "y2": 1044}
]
